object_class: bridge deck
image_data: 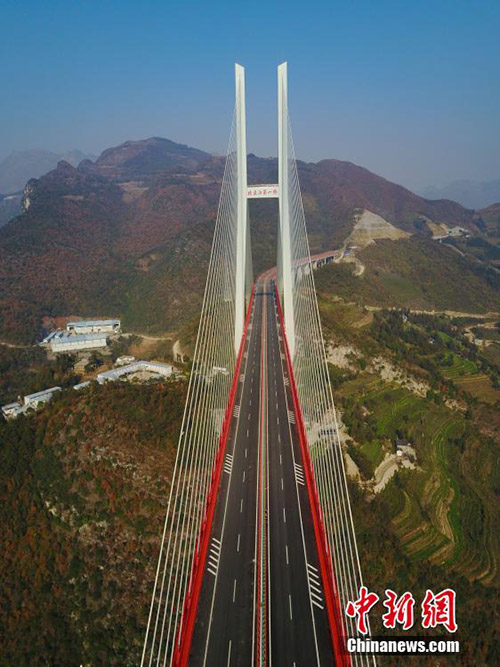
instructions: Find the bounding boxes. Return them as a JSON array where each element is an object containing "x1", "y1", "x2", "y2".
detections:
[{"x1": 190, "y1": 284, "x2": 334, "y2": 665}]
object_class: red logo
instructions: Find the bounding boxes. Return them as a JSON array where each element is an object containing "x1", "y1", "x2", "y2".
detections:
[
  {"x1": 421, "y1": 588, "x2": 457, "y2": 633},
  {"x1": 346, "y1": 587, "x2": 457, "y2": 635},
  {"x1": 345, "y1": 585, "x2": 379, "y2": 635},
  {"x1": 382, "y1": 589, "x2": 415, "y2": 630}
]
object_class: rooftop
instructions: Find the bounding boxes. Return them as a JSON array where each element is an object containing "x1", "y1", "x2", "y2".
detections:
[
  {"x1": 52, "y1": 332, "x2": 108, "y2": 344},
  {"x1": 97, "y1": 360, "x2": 173, "y2": 383},
  {"x1": 2, "y1": 402, "x2": 21, "y2": 410},
  {"x1": 74, "y1": 381, "x2": 91, "y2": 390},
  {"x1": 67, "y1": 319, "x2": 120, "y2": 327},
  {"x1": 24, "y1": 386, "x2": 61, "y2": 400}
]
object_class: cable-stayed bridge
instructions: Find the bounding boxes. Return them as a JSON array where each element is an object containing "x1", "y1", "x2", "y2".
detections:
[{"x1": 142, "y1": 63, "x2": 374, "y2": 667}]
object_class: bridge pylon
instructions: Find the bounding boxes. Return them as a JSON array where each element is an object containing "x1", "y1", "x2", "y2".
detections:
[
  {"x1": 234, "y1": 63, "x2": 249, "y2": 353},
  {"x1": 277, "y1": 62, "x2": 296, "y2": 359}
]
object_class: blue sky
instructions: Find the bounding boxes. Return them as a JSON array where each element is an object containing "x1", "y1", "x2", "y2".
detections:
[{"x1": 1, "y1": 0, "x2": 499, "y2": 190}]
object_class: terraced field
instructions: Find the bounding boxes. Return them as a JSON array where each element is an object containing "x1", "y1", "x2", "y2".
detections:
[
  {"x1": 321, "y1": 295, "x2": 500, "y2": 659},
  {"x1": 339, "y1": 381, "x2": 500, "y2": 584},
  {"x1": 437, "y1": 350, "x2": 500, "y2": 403},
  {"x1": 441, "y1": 354, "x2": 479, "y2": 379},
  {"x1": 484, "y1": 342, "x2": 500, "y2": 367},
  {"x1": 455, "y1": 374, "x2": 500, "y2": 404}
]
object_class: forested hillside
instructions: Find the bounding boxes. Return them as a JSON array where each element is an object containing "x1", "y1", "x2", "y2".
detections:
[
  {"x1": 0, "y1": 137, "x2": 481, "y2": 344},
  {"x1": 0, "y1": 381, "x2": 185, "y2": 665},
  {"x1": 316, "y1": 280, "x2": 500, "y2": 665}
]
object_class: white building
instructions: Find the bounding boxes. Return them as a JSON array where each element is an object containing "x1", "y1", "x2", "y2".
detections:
[
  {"x1": 2, "y1": 386, "x2": 62, "y2": 420},
  {"x1": 50, "y1": 332, "x2": 108, "y2": 353},
  {"x1": 66, "y1": 319, "x2": 121, "y2": 334},
  {"x1": 74, "y1": 381, "x2": 91, "y2": 391},
  {"x1": 97, "y1": 360, "x2": 174, "y2": 384},
  {"x1": 1, "y1": 402, "x2": 24, "y2": 420},
  {"x1": 115, "y1": 355, "x2": 136, "y2": 366},
  {"x1": 40, "y1": 331, "x2": 59, "y2": 345},
  {"x1": 24, "y1": 386, "x2": 61, "y2": 409}
]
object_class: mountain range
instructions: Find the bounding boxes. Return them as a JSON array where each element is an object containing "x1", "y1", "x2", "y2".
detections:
[
  {"x1": 0, "y1": 148, "x2": 97, "y2": 195},
  {"x1": 420, "y1": 178, "x2": 500, "y2": 210},
  {"x1": 0, "y1": 193, "x2": 22, "y2": 228},
  {"x1": 0, "y1": 136, "x2": 499, "y2": 344}
]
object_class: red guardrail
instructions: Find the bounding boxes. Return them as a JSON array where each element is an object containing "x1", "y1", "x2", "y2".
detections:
[
  {"x1": 274, "y1": 284, "x2": 350, "y2": 667},
  {"x1": 174, "y1": 285, "x2": 256, "y2": 666}
]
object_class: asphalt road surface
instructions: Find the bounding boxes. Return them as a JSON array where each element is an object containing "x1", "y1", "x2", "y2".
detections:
[{"x1": 190, "y1": 284, "x2": 333, "y2": 666}]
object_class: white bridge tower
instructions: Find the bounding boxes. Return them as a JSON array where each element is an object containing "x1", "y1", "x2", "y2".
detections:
[
  {"x1": 234, "y1": 64, "x2": 248, "y2": 352},
  {"x1": 233, "y1": 62, "x2": 295, "y2": 357}
]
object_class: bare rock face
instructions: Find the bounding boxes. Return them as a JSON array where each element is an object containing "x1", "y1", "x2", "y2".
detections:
[{"x1": 21, "y1": 180, "x2": 36, "y2": 211}]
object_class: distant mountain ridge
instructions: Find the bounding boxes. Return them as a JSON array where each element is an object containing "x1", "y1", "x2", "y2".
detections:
[
  {"x1": 420, "y1": 178, "x2": 500, "y2": 210},
  {"x1": 0, "y1": 193, "x2": 22, "y2": 228},
  {"x1": 0, "y1": 136, "x2": 496, "y2": 343},
  {"x1": 93, "y1": 137, "x2": 212, "y2": 178},
  {"x1": 0, "y1": 148, "x2": 97, "y2": 194}
]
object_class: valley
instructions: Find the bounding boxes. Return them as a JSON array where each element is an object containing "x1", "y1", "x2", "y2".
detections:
[{"x1": 1, "y1": 137, "x2": 500, "y2": 665}]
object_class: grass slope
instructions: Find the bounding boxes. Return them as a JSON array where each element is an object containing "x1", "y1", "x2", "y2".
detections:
[{"x1": 315, "y1": 237, "x2": 500, "y2": 313}]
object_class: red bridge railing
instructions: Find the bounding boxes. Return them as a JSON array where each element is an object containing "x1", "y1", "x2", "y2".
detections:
[
  {"x1": 174, "y1": 285, "x2": 255, "y2": 666},
  {"x1": 274, "y1": 283, "x2": 350, "y2": 667}
]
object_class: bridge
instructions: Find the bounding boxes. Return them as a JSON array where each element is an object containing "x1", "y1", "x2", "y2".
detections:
[{"x1": 142, "y1": 63, "x2": 375, "y2": 667}]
